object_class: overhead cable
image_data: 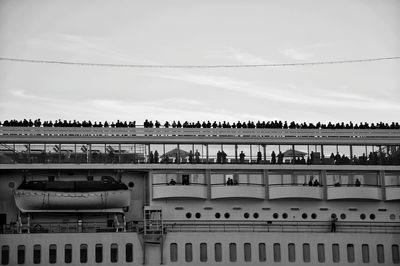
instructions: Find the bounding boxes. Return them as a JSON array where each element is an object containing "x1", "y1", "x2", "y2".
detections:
[{"x1": 0, "y1": 56, "x2": 399, "y2": 69}]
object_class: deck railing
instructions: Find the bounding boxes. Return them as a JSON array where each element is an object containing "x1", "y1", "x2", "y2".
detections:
[
  {"x1": 2, "y1": 220, "x2": 399, "y2": 234},
  {"x1": 1, "y1": 127, "x2": 400, "y2": 139}
]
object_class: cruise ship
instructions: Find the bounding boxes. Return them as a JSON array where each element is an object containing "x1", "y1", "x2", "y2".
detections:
[{"x1": 0, "y1": 124, "x2": 399, "y2": 266}]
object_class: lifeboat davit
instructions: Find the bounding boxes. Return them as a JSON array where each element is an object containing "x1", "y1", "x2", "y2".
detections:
[{"x1": 14, "y1": 178, "x2": 131, "y2": 213}]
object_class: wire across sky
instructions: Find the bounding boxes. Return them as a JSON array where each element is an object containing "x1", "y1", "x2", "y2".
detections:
[{"x1": 0, "y1": 56, "x2": 399, "y2": 69}]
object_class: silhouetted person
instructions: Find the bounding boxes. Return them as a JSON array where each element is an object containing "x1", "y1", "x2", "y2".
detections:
[
  {"x1": 271, "y1": 151, "x2": 276, "y2": 164},
  {"x1": 331, "y1": 217, "x2": 338, "y2": 232},
  {"x1": 154, "y1": 150, "x2": 159, "y2": 163},
  {"x1": 169, "y1": 179, "x2": 176, "y2": 185},
  {"x1": 257, "y1": 151, "x2": 262, "y2": 163},
  {"x1": 239, "y1": 151, "x2": 245, "y2": 163},
  {"x1": 188, "y1": 150, "x2": 194, "y2": 163},
  {"x1": 194, "y1": 149, "x2": 200, "y2": 163},
  {"x1": 355, "y1": 178, "x2": 361, "y2": 187}
]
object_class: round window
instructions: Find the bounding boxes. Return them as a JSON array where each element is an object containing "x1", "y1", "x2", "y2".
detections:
[
  {"x1": 282, "y1": 213, "x2": 288, "y2": 219},
  {"x1": 195, "y1": 212, "x2": 201, "y2": 219},
  {"x1": 253, "y1": 212, "x2": 259, "y2": 219},
  {"x1": 311, "y1": 213, "x2": 317, "y2": 219},
  {"x1": 360, "y1": 213, "x2": 366, "y2": 220},
  {"x1": 369, "y1": 214, "x2": 375, "y2": 220},
  {"x1": 244, "y1": 212, "x2": 249, "y2": 219},
  {"x1": 389, "y1": 214, "x2": 396, "y2": 220},
  {"x1": 331, "y1": 213, "x2": 337, "y2": 219},
  {"x1": 224, "y1": 212, "x2": 230, "y2": 219},
  {"x1": 186, "y1": 212, "x2": 192, "y2": 219},
  {"x1": 215, "y1": 212, "x2": 221, "y2": 219},
  {"x1": 128, "y1": 182, "x2": 134, "y2": 188},
  {"x1": 273, "y1": 213, "x2": 279, "y2": 219},
  {"x1": 302, "y1": 213, "x2": 307, "y2": 219},
  {"x1": 340, "y1": 213, "x2": 346, "y2": 220},
  {"x1": 8, "y1": 182, "x2": 15, "y2": 188}
]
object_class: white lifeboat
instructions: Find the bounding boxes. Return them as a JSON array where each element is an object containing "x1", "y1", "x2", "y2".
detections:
[{"x1": 14, "y1": 178, "x2": 131, "y2": 213}]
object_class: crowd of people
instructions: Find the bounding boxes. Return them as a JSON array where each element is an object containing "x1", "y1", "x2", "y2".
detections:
[{"x1": 1, "y1": 119, "x2": 399, "y2": 130}]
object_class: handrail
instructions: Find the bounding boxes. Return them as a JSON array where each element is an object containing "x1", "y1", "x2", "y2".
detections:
[
  {"x1": 1, "y1": 126, "x2": 400, "y2": 138},
  {"x1": 3, "y1": 220, "x2": 399, "y2": 234}
]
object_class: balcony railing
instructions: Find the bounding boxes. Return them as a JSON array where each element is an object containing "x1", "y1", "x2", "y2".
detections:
[
  {"x1": 384, "y1": 185, "x2": 400, "y2": 201},
  {"x1": 1, "y1": 126, "x2": 400, "y2": 139},
  {"x1": 269, "y1": 184, "x2": 323, "y2": 200},
  {"x1": 211, "y1": 183, "x2": 265, "y2": 199},
  {"x1": 152, "y1": 183, "x2": 207, "y2": 199},
  {"x1": 327, "y1": 184, "x2": 382, "y2": 200}
]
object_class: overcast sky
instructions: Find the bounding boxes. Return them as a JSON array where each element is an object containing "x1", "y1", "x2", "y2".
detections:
[{"x1": 0, "y1": 0, "x2": 399, "y2": 124}]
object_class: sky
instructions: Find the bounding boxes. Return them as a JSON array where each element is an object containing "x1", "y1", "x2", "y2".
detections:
[{"x1": 0, "y1": 0, "x2": 399, "y2": 125}]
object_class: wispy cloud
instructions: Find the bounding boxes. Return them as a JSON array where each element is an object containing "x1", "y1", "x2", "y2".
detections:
[
  {"x1": 206, "y1": 47, "x2": 272, "y2": 64},
  {"x1": 281, "y1": 48, "x2": 313, "y2": 60}
]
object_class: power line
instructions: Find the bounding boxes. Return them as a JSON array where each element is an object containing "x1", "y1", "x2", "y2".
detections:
[{"x1": 0, "y1": 56, "x2": 399, "y2": 69}]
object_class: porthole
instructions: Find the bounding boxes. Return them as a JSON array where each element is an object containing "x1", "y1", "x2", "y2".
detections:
[
  {"x1": 369, "y1": 214, "x2": 375, "y2": 220},
  {"x1": 360, "y1": 213, "x2": 366, "y2": 220},
  {"x1": 8, "y1": 182, "x2": 15, "y2": 188},
  {"x1": 186, "y1": 212, "x2": 192, "y2": 219},
  {"x1": 224, "y1": 212, "x2": 230, "y2": 219},
  {"x1": 273, "y1": 213, "x2": 279, "y2": 219},
  {"x1": 302, "y1": 213, "x2": 307, "y2": 219},
  {"x1": 311, "y1": 213, "x2": 317, "y2": 219},
  {"x1": 244, "y1": 212, "x2": 249, "y2": 219},
  {"x1": 215, "y1": 212, "x2": 221, "y2": 219},
  {"x1": 253, "y1": 212, "x2": 259, "y2": 219},
  {"x1": 195, "y1": 212, "x2": 201, "y2": 219},
  {"x1": 128, "y1": 182, "x2": 134, "y2": 188},
  {"x1": 331, "y1": 213, "x2": 337, "y2": 219},
  {"x1": 390, "y1": 214, "x2": 396, "y2": 220},
  {"x1": 282, "y1": 213, "x2": 288, "y2": 219},
  {"x1": 340, "y1": 213, "x2": 346, "y2": 220}
]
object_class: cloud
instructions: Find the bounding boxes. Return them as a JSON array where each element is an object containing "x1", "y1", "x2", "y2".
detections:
[
  {"x1": 206, "y1": 47, "x2": 272, "y2": 64},
  {"x1": 281, "y1": 48, "x2": 313, "y2": 60}
]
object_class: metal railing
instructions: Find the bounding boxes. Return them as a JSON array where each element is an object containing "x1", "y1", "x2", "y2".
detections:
[
  {"x1": 2, "y1": 220, "x2": 399, "y2": 234},
  {"x1": 1, "y1": 127, "x2": 400, "y2": 139}
]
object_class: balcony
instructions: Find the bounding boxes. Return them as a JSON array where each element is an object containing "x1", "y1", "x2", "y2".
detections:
[
  {"x1": 385, "y1": 186, "x2": 400, "y2": 201},
  {"x1": 268, "y1": 185, "x2": 323, "y2": 200},
  {"x1": 152, "y1": 184, "x2": 207, "y2": 199},
  {"x1": 211, "y1": 184, "x2": 265, "y2": 199},
  {"x1": 327, "y1": 185, "x2": 382, "y2": 200}
]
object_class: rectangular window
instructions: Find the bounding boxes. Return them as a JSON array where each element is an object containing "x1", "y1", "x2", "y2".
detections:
[
  {"x1": 33, "y1": 245, "x2": 41, "y2": 264},
  {"x1": 362, "y1": 244, "x2": 369, "y2": 263},
  {"x1": 126, "y1": 243, "x2": 133, "y2": 263},
  {"x1": 49, "y1": 244, "x2": 57, "y2": 264},
  {"x1": 244, "y1": 243, "x2": 251, "y2": 262},
  {"x1": 64, "y1": 244, "x2": 72, "y2": 264},
  {"x1": 110, "y1": 243, "x2": 118, "y2": 263},
  {"x1": 317, "y1": 243, "x2": 325, "y2": 263},
  {"x1": 215, "y1": 243, "x2": 222, "y2": 262},
  {"x1": 185, "y1": 243, "x2": 192, "y2": 262},
  {"x1": 229, "y1": 243, "x2": 237, "y2": 262},
  {"x1": 17, "y1": 245, "x2": 25, "y2": 265},
  {"x1": 258, "y1": 243, "x2": 266, "y2": 262},
  {"x1": 1, "y1": 246, "x2": 9, "y2": 265},
  {"x1": 80, "y1": 244, "x2": 87, "y2": 263},
  {"x1": 273, "y1": 243, "x2": 281, "y2": 262},
  {"x1": 170, "y1": 243, "x2": 177, "y2": 262},
  {"x1": 200, "y1": 243, "x2": 207, "y2": 262},
  {"x1": 303, "y1": 243, "x2": 310, "y2": 262},
  {"x1": 392, "y1": 245, "x2": 399, "y2": 264},
  {"x1": 347, "y1": 244, "x2": 354, "y2": 263},
  {"x1": 332, "y1": 244, "x2": 340, "y2": 263},
  {"x1": 95, "y1": 244, "x2": 103, "y2": 263},
  {"x1": 377, "y1": 244, "x2": 384, "y2": 264},
  {"x1": 288, "y1": 243, "x2": 295, "y2": 262}
]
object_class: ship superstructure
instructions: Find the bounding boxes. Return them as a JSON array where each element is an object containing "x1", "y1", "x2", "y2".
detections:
[{"x1": 0, "y1": 126, "x2": 399, "y2": 265}]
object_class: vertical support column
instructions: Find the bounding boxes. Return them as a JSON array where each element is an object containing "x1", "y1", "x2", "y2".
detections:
[
  {"x1": 379, "y1": 170, "x2": 385, "y2": 200},
  {"x1": 263, "y1": 145, "x2": 267, "y2": 162},
  {"x1": 321, "y1": 170, "x2": 327, "y2": 200},
  {"x1": 28, "y1": 143, "x2": 31, "y2": 163},
  {"x1": 177, "y1": 144, "x2": 180, "y2": 164},
  {"x1": 206, "y1": 169, "x2": 211, "y2": 200},
  {"x1": 292, "y1": 144, "x2": 295, "y2": 164},
  {"x1": 118, "y1": 143, "x2": 121, "y2": 163},
  {"x1": 58, "y1": 143, "x2": 61, "y2": 163},
  {"x1": 263, "y1": 169, "x2": 268, "y2": 200},
  {"x1": 235, "y1": 144, "x2": 238, "y2": 162},
  {"x1": 206, "y1": 144, "x2": 209, "y2": 163},
  {"x1": 147, "y1": 170, "x2": 153, "y2": 205},
  {"x1": 88, "y1": 144, "x2": 91, "y2": 164},
  {"x1": 349, "y1": 145, "x2": 353, "y2": 164}
]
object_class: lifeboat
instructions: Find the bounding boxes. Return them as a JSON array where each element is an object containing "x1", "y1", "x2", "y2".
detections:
[{"x1": 14, "y1": 177, "x2": 131, "y2": 212}]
